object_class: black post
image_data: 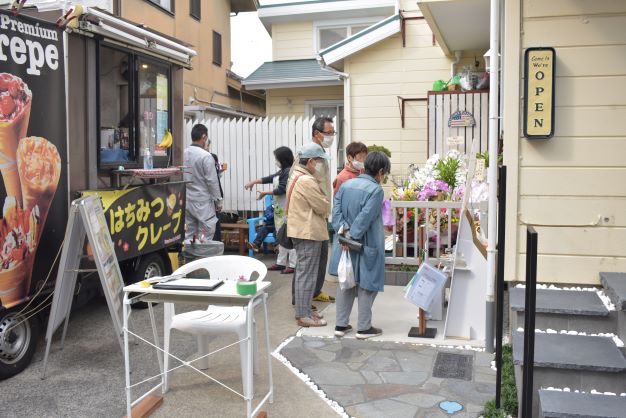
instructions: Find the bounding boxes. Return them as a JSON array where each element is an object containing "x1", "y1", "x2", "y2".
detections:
[
  {"x1": 495, "y1": 165, "x2": 507, "y2": 409},
  {"x1": 521, "y1": 226, "x2": 538, "y2": 418}
]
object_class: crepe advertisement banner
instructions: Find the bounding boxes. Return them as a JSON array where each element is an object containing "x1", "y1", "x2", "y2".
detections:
[
  {"x1": 0, "y1": 11, "x2": 67, "y2": 309},
  {"x1": 83, "y1": 183, "x2": 186, "y2": 261}
]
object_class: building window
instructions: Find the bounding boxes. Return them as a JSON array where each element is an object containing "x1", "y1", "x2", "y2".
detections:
[
  {"x1": 189, "y1": 0, "x2": 200, "y2": 20},
  {"x1": 98, "y1": 44, "x2": 171, "y2": 168},
  {"x1": 147, "y1": 0, "x2": 175, "y2": 14},
  {"x1": 317, "y1": 22, "x2": 374, "y2": 51},
  {"x1": 213, "y1": 31, "x2": 222, "y2": 66},
  {"x1": 305, "y1": 101, "x2": 345, "y2": 167}
]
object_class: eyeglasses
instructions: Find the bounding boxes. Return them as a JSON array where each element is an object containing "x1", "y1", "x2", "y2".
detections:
[{"x1": 322, "y1": 130, "x2": 336, "y2": 135}]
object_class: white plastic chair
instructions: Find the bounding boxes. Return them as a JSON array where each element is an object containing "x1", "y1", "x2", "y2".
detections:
[{"x1": 163, "y1": 256, "x2": 268, "y2": 396}]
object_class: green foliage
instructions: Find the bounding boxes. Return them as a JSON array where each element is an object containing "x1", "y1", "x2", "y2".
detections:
[
  {"x1": 483, "y1": 400, "x2": 508, "y2": 418},
  {"x1": 385, "y1": 264, "x2": 420, "y2": 272},
  {"x1": 367, "y1": 144, "x2": 391, "y2": 158},
  {"x1": 483, "y1": 345, "x2": 518, "y2": 418},
  {"x1": 476, "y1": 151, "x2": 503, "y2": 168},
  {"x1": 435, "y1": 157, "x2": 461, "y2": 190}
]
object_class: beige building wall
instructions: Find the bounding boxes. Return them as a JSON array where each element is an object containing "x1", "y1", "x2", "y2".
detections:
[
  {"x1": 272, "y1": 21, "x2": 315, "y2": 60},
  {"x1": 345, "y1": 17, "x2": 452, "y2": 172},
  {"x1": 504, "y1": 0, "x2": 626, "y2": 284},
  {"x1": 122, "y1": 0, "x2": 234, "y2": 108},
  {"x1": 266, "y1": 86, "x2": 343, "y2": 117}
]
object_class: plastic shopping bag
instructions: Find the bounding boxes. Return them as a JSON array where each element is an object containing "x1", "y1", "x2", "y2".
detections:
[
  {"x1": 382, "y1": 198, "x2": 394, "y2": 227},
  {"x1": 338, "y1": 250, "x2": 356, "y2": 291}
]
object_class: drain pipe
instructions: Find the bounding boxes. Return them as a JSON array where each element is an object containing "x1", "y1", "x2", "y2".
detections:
[
  {"x1": 317, "y1": 57, "x2": 351, "y2": 144},
  {"x1": 485, "y1": 0, "x2": 501, "y2": 353}
]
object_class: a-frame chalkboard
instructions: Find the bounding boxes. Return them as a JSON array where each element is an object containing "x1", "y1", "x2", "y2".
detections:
[{"x1": 42, "y1": 195, "x2": 125, "y2": 378}]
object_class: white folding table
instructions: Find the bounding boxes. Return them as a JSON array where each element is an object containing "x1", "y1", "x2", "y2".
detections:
[{"x1": 122, "y1": 281, "x2": 273, "y2": 418}]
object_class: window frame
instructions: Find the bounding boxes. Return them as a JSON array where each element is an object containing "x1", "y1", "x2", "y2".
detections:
[
  {"x1": 212, "y1": 31, "x2": 222, "y2": 67},
  {"x1": 146, "y1": 0, "x2": 175, "y2": 16},
  {"x1": 96, "y1": 42, "x2": 173, "y2": 170},
  {"x1": 189, "y1": 0, "x2": 200, "y2": 20},
  {"x1": 313, "y1": 17, "x2": 382, "y2": 52}
]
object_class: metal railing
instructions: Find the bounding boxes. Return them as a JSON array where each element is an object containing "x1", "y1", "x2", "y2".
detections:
[
  {"x1": 495, "y1": 165, "x2": 507, "y2": 408},
  {"x1": 521, "y1": 225, "x2": 538, "y2": 418},
  {"x1": 388, "y1": 200, "x2": 463, "y2": 266}
]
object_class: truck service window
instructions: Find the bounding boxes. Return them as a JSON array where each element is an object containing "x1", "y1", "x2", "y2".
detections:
[
  {"x1": 98, "y1": 44, "x2": 171, "y2": 168},
  {"x1": 99, "y1": 46, "x2": 132, "y2": 165}
]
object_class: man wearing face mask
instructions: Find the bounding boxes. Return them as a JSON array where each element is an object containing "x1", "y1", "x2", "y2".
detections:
[
  {"x1": 333, "y1": 142, "x2": 368, "y2": 196},
  {"x1": 183, "y1": 124, "x2": 223, "y2": 243},
  {"x1": 329, "y1": 151, "x2": 391, "y2": 339},
  {"x1": 287, "y1": 143, "x2": 331, "y2": 326},
  {"x1": 289, "y1": 116, "x2": 337, "y2": 305}
]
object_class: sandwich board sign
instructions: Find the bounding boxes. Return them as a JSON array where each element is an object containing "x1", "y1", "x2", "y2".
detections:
[{"x1": 42, "y1": 195, "x2": 125, "y2": 378}]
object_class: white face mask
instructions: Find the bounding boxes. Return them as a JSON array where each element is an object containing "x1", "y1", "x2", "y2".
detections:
[
  {"x1": 352, "y1": 160, "x2": 364, "y2": 170},
  {"x1": 275, "y1": 160, "x2": 281, "y2": 169},
  {"x1": 321, "y1": 134, "x2": 335, "y2": 148},
  {"x1": 314, "y1": 162, "x2": 323, "y2": 174}
]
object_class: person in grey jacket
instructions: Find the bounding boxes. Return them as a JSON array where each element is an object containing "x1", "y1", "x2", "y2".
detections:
[{"x1": 183, "y1": 124, "x2": 222, "y2": 242}]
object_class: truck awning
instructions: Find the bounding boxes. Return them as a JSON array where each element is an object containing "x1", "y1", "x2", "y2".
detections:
[{"x1": 80, "y1": 7, "x2": 197, "y2": 68}]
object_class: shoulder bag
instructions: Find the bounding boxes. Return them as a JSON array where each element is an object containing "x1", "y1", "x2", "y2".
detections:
[{"x1": 276, "y1": 173, "x2": 304, "y2": 250}]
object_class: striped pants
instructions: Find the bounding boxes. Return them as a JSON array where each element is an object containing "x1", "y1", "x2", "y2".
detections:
[{"x1": 292, "y1": 238, "x2": 322, "y2": 319}]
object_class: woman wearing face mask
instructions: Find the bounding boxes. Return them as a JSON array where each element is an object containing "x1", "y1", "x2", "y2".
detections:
[
  {"x1": 244, "y1": 146, "x2": 297, "y2": 273},
  {"x1": 332, "y1": 142, "x2": 368, "y2": 196},
  {"x1": 329, "y1": 151, "x2": 391, "y2": 339},
  {"x1": 287, "y1": 143, "x2": 331, "y2": 327}
]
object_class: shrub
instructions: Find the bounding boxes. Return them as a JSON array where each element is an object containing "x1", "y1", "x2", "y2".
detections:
[
  {"x1": 367, "y1": 144, "x2": 391, "y2": 158},
  {"x1": 482, "y1": 345, "x2": 518, "y2": 417}
]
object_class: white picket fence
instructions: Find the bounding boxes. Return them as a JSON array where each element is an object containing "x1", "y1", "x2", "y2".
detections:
[
  {"x1": 388, "y1": 200, "x2": 463, "y2": 266},
  {"x1": 184, "y1": 116, "x2": 338, "y2": 214}
]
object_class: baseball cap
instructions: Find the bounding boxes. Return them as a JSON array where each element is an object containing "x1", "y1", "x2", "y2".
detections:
[{"x1": 298, "y1": 142, "x2": 330, "y2": 160}]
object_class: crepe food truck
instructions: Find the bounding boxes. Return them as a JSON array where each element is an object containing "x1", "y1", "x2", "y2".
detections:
[{"x1": 0, "y1": 5, "x2": 195, "y2": 378}]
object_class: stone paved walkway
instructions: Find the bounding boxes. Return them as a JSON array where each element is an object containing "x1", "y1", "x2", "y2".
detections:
[{"x1": 280, "y1": 336, "x2": 496, "y2": 418}]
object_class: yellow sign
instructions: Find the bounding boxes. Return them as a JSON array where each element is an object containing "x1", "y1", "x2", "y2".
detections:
[{"x1": 524, "y1": 48, "x2": 555, "y2": 139}]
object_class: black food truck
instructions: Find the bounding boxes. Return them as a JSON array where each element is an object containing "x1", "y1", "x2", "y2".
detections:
[{"x1": 0, "y1": 5, "x2": 195, "y2": 378}]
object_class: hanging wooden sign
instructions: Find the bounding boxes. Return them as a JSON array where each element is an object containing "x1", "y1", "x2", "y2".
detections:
[
  {"x1": 524, "y1": 47, "x2": 556, "y2": 139},
  {"x1": 448, "y1": 110, "x2": 476, "y2": 128}
]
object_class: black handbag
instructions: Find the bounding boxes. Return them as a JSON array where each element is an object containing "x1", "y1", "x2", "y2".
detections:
[
  {"x1": 276, "y1": 222, "x2": 293, "y2": 249},
  {"x1": 338, "y1": 234, "x2": 363, "y2": 252},
  {"x1": 276, "y1": 173, "x2": 304, "y2": 250}
]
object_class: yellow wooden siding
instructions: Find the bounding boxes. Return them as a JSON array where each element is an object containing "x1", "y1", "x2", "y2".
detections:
[
  {"x1": 512, "y1": 1, "x2": 626, "y2": 284},
  {"x1": 272, "y1": 22, "x2": 315, "y2": 60},
  {"x1": 266, "y1": 86, "x2": 344, "y2": 117},
  {"x1": 346, "y1": 19, "x2": 452, "y2": 174},
  {"x1": 520, "y1": 197, "x2": 626, "y2": 228}
]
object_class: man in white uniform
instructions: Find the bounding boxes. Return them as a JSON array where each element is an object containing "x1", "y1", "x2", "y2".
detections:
[{"x1": 183, "y1": 124, "x2": 222, "y2": 242}]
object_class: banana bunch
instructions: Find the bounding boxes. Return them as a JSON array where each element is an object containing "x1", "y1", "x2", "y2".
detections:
[{"x1": 158, "y1": 129, "x2": 173, "y2": 148}]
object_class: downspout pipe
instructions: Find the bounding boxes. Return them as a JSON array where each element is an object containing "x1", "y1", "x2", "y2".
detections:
[
  {"x1": 485, "y1": 0, "x2": 500, "y2": 353},
  {"x1": 317, "y1": 56, "x2": 351, "y2": 145}
]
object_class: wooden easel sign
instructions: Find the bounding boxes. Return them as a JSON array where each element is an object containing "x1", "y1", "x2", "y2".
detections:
[
  {"x1": 405, "y1": 263, "x2": 447, "y2": 338},
  {"x1": 42, "y1": 195, "x2": 125, "y2": 378}
]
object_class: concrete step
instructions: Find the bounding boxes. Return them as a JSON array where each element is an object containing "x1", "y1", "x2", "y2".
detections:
[
  {"x1": 539, "y1": 390, "x2": 626, "y2": 418},
  {"x1": 512, "y1": 332, "x2": 626, "y2": 416},
  {"x1": 601, "y1": 272, "x2": 626, "y2": 311},
  {"x1": 509, "y1": 288, "x2": 616, "y2": 334},
  {"x1": 600, "y1": 272, "x2": 626, "y2": 347}
]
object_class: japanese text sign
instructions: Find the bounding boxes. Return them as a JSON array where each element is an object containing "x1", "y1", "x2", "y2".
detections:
[{"x1": 83, "y1": 183, "x2": 185, "y2": 260}]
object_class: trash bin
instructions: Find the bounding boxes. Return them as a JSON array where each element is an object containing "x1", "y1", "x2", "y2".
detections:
[{"x1": 180, "y1": 240, "x2": 224, "y2": 264}]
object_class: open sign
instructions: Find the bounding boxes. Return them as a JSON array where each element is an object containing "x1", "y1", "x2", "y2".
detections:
[{"x1": 524, "y1": 47, "x2": 555, "y2": 139}]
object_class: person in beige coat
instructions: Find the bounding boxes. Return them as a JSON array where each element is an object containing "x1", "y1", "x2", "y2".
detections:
[{"x1": 287, "y1": 143, "x2": 331, "y2": 327}]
